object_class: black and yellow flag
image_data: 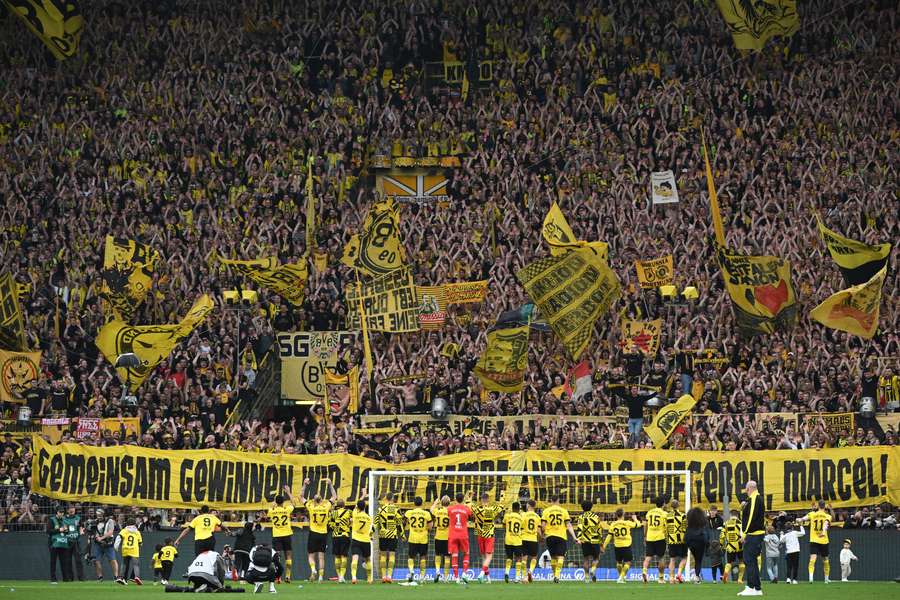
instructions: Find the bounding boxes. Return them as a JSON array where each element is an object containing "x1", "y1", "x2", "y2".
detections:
[
  {"x1": 474, "y1": 324, "x2": 530, "y2": 393},
  {"x1": 324, "y1": 365, "x2": 360, "y2": 415},
  {"x1": 644, "y1": 394, "x2": 696, "y2": 448},
  {"x1": 341, "y1": 198, "x2": 406, "y2": 277},
  {"x1": 0, "y1": 349, "x2": 41, "y2": 403},
  {"x1": 715, "y1": 0, "x2": 799, "y2": 51},
  {"x1": 0, "y1": 272, "x2": 27, "y2": 351},
  {"x1": 95, "y1": 295, "x2": 214, "y2": 390},
  {"x1": 517, "y1": 247, "x2": 621, "y2": 359},
  {"x1": 100, "y1": 236, "x2": 160, "y2": 322},
  {"x1": 634, "y1": 256, "x2": 674, "y2": 289},
  {"x1": 3, "y1": 0, "x2": 84, "y2": 59},
  {"x1": 816, "y1": 216, "x2": 891, "y2": 286},
  {"x1": 716, "y1": 245, "x2": 798, "y2": 334},
  {"x1": 620, "y1": 319, "x2": 662, "y2": 356},
  {"x1": 810, "y1": 266, "x2": 887, "y2": 339},
  {"x1": 542, "y1": 202, "x2": 608, "y2": 260},
  {"x1": 219, "y1": 256, "x2": 307, "y2": 305}
]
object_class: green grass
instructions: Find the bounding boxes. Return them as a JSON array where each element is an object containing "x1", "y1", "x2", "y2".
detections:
[{"x1": 0, "y1": 580, "x2": 894, "y2": 600}]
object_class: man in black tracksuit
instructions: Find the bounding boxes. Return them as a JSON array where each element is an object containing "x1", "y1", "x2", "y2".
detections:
[{"x1": 739, "y1": 481, "x2": 766, "y2": 596}]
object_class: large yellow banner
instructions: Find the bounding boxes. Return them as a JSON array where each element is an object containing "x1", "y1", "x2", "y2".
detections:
[
  {"x1": 341, "y1": 199, "x2": 407, "y2": 277},
  {"x1": 32, "y1": 436, "x2": 900, "y2": 512},
  {"x1": 810, "y1": 266, "x2": 886, "y2": 339},
  {"x1": 0, "y1": 272, "x2": 26, "y2": 351},
  {"x1": 474, "y1": 325, "x2": 529, "y2": 393},
  {"x1": 3, "y1": 0, "x2": 84, "y2": 60},
  {"x1": 277, "y1": 331, "x2": 356, "y2": 402},
  {"x1": 345, "y1": 268, "x2": 419, "y2": 332},
  {"x1": 715, "y1": 0, "x2": 799, "y2": 51},
  {"x1": 541, "y1": 202, "x2": 608, "y2": 260},
  {"x1": 816, "y1": 216, "x2": 891, "y2": 286}
]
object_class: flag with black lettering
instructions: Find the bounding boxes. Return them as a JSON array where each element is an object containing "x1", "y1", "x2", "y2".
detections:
[
  {"x1": 474, "y1": 324, "x2": 530, "y2": 393},
  {"x1": 0, "y1": 272, "x2": 26, "y2": 351},
  {"x1": 100, "y1": 236, "x2": 160, "y2": 322},
  {"x1": 634, "y1": 256, "x2": 674, "y2": 289},
  {"x1": 341, "y1": 198, "x2": 406, "y2": 278},
  {"x1": 345, "y1": 268, "x2": 420, "y2": 332},
  {"x1": 715, "y1": 0, "x2": 799, "y2": 51},
  {"x1": 810, "y1": 266, "x2": 886, "y2": 339},
  {"x1": 95, "y1": 295, "x2": 214, "y2": 390},
  {"x1": 716, "y1": 245, "x2": 798, "y2": 335},
  {"x1": 542, "y1": 202, "x2": 608, "y2": 260},
  {"x1": 219, "y1": 256, "x2": 307, "y2": 305},
  {"x1": 816, "y1": 216, "x2": 891, "y2": 286},
  {"x1": 0, "y1": 350, "x2": 41, "y2": 403},
  {"x1": 3, "y1": 0, "x2": 84, "y2": 60},
  {"x1": 644, "y1": 394, "x2": 696, "y2": 448},
  {"x1": 620, "y1": 319, "x2": 662, "y2": 356}
]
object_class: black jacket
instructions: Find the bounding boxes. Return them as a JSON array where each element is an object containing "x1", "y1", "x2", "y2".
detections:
[{"x1": 741, "y1": 491, "x2": 766, "y2": 535}]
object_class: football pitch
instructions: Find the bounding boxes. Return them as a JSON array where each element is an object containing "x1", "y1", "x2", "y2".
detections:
[{"x1": 0, "y1": 580, "x2": 893, "y2": 600}]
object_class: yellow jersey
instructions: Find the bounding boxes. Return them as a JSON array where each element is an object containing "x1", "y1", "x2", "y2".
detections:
[
  {"x1": 160, "y1": 545, "x2": 178, "y2": 562},
  {"x1": 473, "y1": 503, "x2": 504, "y2": 538},
  {"x1": 806, "y1": 510, "x2": 831, "y2": 545},
  {"x1": 666, "y1": 509, "x2": 685, "y2": 544},
  {"x1": 431, "y1": 506, "x2": 450, "y2": 541},
  {"x1": 152, "y1": 552, "x2": 162, "y2": 569},
  {"x1": 503, "y1": 511, "x2": 524, "y2": 546},
  {"x1": 119, "y1": 528, "x2": 142, "y2": 558},
  {"x1": 189, "y1": 514, "x2": 220, "y2": 541},
  {"x1": 577, "y1": 511, "x2": 603, "y2": 544},
  {"x1": 404, "y1": 508, "x2": 432, "y2": 544},
  {"x1": 605, "y1": 519, "x2": 637, "y2": 548},
  {"x1": 541, "y1": 505, "x2": 571, "y2": 539},
  {"x1": 521, "y1": 511, "x2": 541, "y2": 542},
  {"x1": 377, "y1": 503, "x2": 403, "y2": 539},
  {"x1": 267, "y1": 503, "x2": 295, "y2": 538},
  {"x1": 645, "y1": 507, "x2": 668, "y2": 542},
  {"x1": 305, "y1": 499, "x2": 332, "y2": 535},
  {"x1": 720, "y1": 517, "x2": 742, "y2": 553},
  {"x1": 351, "y1": 508, "x2": 373, "y2": 543},
  {"x1": 330, "y1": 506, "x2": 353, "y2": 538}
]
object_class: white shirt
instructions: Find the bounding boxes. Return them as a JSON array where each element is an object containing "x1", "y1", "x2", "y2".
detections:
[
  {"x1": 779, "y1": 526, "x2": 804, "y2": 554},
  {"x1": 189, "y1": 551, "x2": 221, "y2": 576},
  {"x1": 839, "y1": 548, "x2": 857, "y2": 565}
]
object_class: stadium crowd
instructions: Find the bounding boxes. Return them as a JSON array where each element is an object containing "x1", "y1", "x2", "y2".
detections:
[{"x1": 0, "y1": 0, "x2": 898, "y2": 531}]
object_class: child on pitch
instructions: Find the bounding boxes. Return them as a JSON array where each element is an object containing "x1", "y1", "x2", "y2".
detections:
[
  {"x1": 114, "y1": 518, "x2": 143, "y2": 585},
  {"x1": 152, "y1": 545, "x2": 163, "y2": 584},
  {"x1": 839, "y1": 539, "x2": 858, "y2": 582}
]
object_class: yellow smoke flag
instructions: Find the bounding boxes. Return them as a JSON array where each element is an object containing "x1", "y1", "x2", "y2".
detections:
[
  {"x1": 542, "y1": 202, "x2": 608, "y2": 260},
  {"x1": 474, "y1": 324, "x2": 530, "y2": 393},
  {"x1": 815, "y1": 214, "x2": 891, "y2": 286},
  {"x1": 0, "y1": 272, "x2": 27, "y2": 351},
  {"x1": 3, "y1": 0, "x2": 84, "y2": 60},
  {"x1": 810, "y1": 266, "x2": 886, "y2": 339},
  {"x1": 0, "y1": 349, "x2": 41, "y2": 403},
  {"x1": 702, "y1": 129, "x2": 726, "y2": 246},
  {"x1": 644, "y1": 394, "x2": 696, "y2": 448},
  {"x1": 715, "y1": 0, "x2": 799, "y2": 51},
  {"x1": 305, "y1": 155, "x2": 316, "y2": 255}
]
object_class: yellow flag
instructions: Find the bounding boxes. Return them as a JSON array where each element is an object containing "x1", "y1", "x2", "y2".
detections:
[
  {"x1": 816, "y1": 215, "x2": 891, "y2": 286},
  {"x1": 715, "y1": 0, "x2": 799, "y2": 51},
  {"x1": 100, "y1": 236, "x2": 160, "y2": 321},
  {"x1": 702, "y1": 129, "x2": 726, "y2": 246},
  {"x1": 3, "y1": 0, "x2": 84, "y2": 60},
  {"x1": 313, "y1": 250, "x2": 329, "y2": 273},
  {"x1": 325, "y1": 366, "x2": 360, "y2": 415},
  {"x1": 644, "y1": 394, "x2": 696, "y2": 448},
  {"x1": 474, "y1": 325, "x2": 530, "y2": 393},
  {"x1": 634, "y1": 256, "x2": 674, "y2": 289},
  {"x1": 305, "y1": 156, "x2": 316, "y2": 255},
  {"x1": 810, "y1": 266, "x2": 886, "y2": 339},
  {"x1": 542, "y1": 202, "x2": 608, "y2": 260},
  {"x1": 620, "y1": 319, "x2": 662, "y2": 356},
  {"x1": 219, "y1": 256, "x2": 307, "y2": 305},
  {"x1": 0, "y1": 272, "x2": 27, "y2": 351},
  {"x1": 716, "y1": 245, "x2": 797, "y2": 334},
  {"x1": 95, "y1": 295, "x2": 215, "y2": 390},
  {"x1": 341, "y1": 199, "x2": 406, "y2": 277},
  {"x1": 354, "y1": 276, "x2": 374, "y2": 393},
  {"x1": 0, "y1": 350, "x2": 41, "y2": 403}
]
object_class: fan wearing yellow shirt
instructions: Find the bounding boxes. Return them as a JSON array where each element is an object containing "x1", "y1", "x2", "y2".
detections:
[
  {"x1": 350, "y1": 499, "x2": 374, "y2": 584},
  {"x1": 643, "y1": 496, "x2": 669, "y2": 583},
  {"x1": 541, "y1": 494, "x2": 577, "y2": 584},
  {"x1": 174, "y1": 505, "x2": 229, "y2": 557},
  {"x1": 330, "y1": 498, "x2": 354, "y2": 583},
  {"x1": 267, "y1": 486, "x2": 296, "y2": 582},
  {"x1": 292, "y1": 477, "x2": 336, "y2": 582},
  {"x1": 114, "y1": 519, "x2": 143, "y2": 585},
  {"x1": 603, "y1": 508, "x2": 641, "y2": 583},
  {"x1": 502, "y1": 502, "x2": 524, "y2": 583},
  {"x1": 430, "y1": 496, "x2": 452, "y2": 582},
  {"x1": 666, "y1": 499, "x2": 687, "y2": 584},
  {"x1": 521, "y1": 500, "x2": 542, "y2": 582},
  {"x1": 798, "y1": 500, "x2": 833, "y2": 583},
  {"x1": 152, "y1": 545, "x2": 163, "y2": 584},
  {"x1": 159, "y1": 538, "x2": 178, "y2": 585},
  {"x1": 404, "y1": 496, "x2": 432, "y2": 582},
  {"x1": 577, "y1": 500, "x2": 604, "y2": 583}
]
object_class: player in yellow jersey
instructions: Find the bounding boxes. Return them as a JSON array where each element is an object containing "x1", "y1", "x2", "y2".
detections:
[
  {"x1": 174, "y1": 505, "x2": 229, "y2": 557},
  {"x1": 430, "y1": 496, "x2": 452, "y2": 582},
  {"x1": 798, "y1": 500, "x2": 833, "y2": 583},
  {"x1": 642, "y1": 496, "x2": 669, "y2": 583},
  {"x1": 267, "y1": 486, "x2": 296, "y2": 582},
  {"x1": 603, "y1": 508, "x2": 640, "y2": 583},
  {"x1": 720, "y1": 514, "x2": 744, "y2": 583},
  {"x1": 159, "y1": 537, "x2": 178, "y2": 585},
  {"x1": 114, "y1": 518, "x2": 143, "y2": 585},
  {"x1": 294, "y1": 477, "x2": 337, "y2": 582},
  {"x1": 521, "y1": 499, "x2": 541, "y2": 582},
  {"x1": 577, "y1": 500, "x2": 604, "y2": 583},
  {"x1": 330, "y1": 498, "x2": 354, "y2": 583},
  {"x1": 404, "y1": 496, "x2": 433, "y2": 582},
  {"x1": 541, "y1": 494, "x2": 577, "y2": 583},
  {"x1": 502, "y1": 502, "x2": 524, "y2": 583},
  {"x1": 665, "y1": 499, "x2": 687, "y2": 583},
  {"x1": 473, "y1": 491, "x2": 505, "y2": 583},
  {"x1": 152, "y1": 545, "x2": 163, "y2": 584},
  {"x1": 350, "y1": 499, "x2": 374, "y2": 584},
  {"x1": 376, "y1": 492, "x2": 403, "y2": 582}
]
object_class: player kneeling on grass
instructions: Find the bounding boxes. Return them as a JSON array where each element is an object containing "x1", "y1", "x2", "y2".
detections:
[
  {"x1": 604, "y1": 509, "x2": 640, "y2": 583},
  {"x1": 114, "y1": 518, "x2": 143, "y2": 585},
  {"x1": 405, "y1": 496, "x2": 433, "y2": 582},
  {"x1": 245, "y1": 544, "x2": 283, "y2": 594},
  {"x1": 350, "y1": 499, "x2": 374, "y2": 584},
  {"x1": 186, "y1": 549, "x2": 226, "y2": 593}
]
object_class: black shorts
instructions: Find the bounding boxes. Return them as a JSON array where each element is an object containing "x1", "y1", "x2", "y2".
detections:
[
  {"x1": 521, "y1": 540, "x2": 539, "y2": 556},
  {"x1": 646, "y1": 539, "x2": 667, "y2": 557},
  {"x1": 408, "y1": 543, "x2": 428, "y2": 557},
  {"x1": 668, "y1": 543, "x2": 686, "y2": 558},
  {"x1": 613, "y1": 546, "x2": 633, "y2": 563},
  {"x1": 581, "y1": 542, "x2": 601, "y2": 559},
  {"x1": 379, "y1": 537, "x2": 398, "y2": 552},
  {"x1": 505, "y1": 544, "x2": 522, "y2": 558},
  {"x1": 434, "y1": 539, "x2": 449, "y2": 556},
  {"x1": 351, "y1": 540, "x2": 371, "y2": 558},
  {"x1": 194, "y1": 536, "x2": 215, "y2": 556},
  {"x1": 546, "y1": 535, "x2": 566, "y2": 557},
  {"x1": 726, "y1": 551, "x2": 743, "y2": 564},
  {"x1": 332, "y1": 536, "x2": 350, "y2": 557},
  {"x1": 307, "y1": 531, "x2": 327, "y2": 553},
  {"x1": 810, "y1": 542, "x2": 829, "y2": 557},
  {"x1": 272, "y1": 535, "x2": 292, "y2": 552}
]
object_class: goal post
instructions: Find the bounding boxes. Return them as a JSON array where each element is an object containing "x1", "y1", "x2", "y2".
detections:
[{"x1": 367, "y1": 469, "x2": 692, "y2": 582}]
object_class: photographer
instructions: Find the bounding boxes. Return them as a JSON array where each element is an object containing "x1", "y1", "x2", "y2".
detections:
[{"x1": 91, "y1": 509, "x2": 120, "y2": 582}]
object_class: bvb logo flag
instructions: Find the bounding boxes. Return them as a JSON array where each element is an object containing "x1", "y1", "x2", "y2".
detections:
[
  {"x1": 277, "y1": 331, "x2": 356, "y2": 402},
  {"x1": 517, "y1": 247, "x2": 621, "y2": 359},
  {"x1": 417, "y1": 285, "x2": 448, "y2": 331},
  {"x1": 474, "y1": 324, "x2": 530, "y2": 393},
  {"x1": 715, "y1": 0, "x2": 799, "y2": 51},
  {"x1": 0, "y1": 350, "x2": 41, "y2": 403},
  {"x1": 620, "y1": 319, "x2": 662, "y2": 356},
  {"x1": 816, "y1": 216, "x2": 891, "y2": 286},
  {"x1": 219, "y1": 256, "x2": 307, "y2": 305},
  {"x1": 341, "y1": 198, "x2": 407, "y2": 278},
  {"x1": 3, "y1": 0, "x2": 84, "y2": 60},
  {"x1": 542, "y1": 202, "x2": 608, "y2": 260},
  {"x1": 716, "y1": 245, "x2": 798, "y2": 335},
  {"x1": 0, "y1": 272, "x2": 27, "y2": 351},
  {"x1": 100, "y1": 236, "x2": 160, "y2": 322},
  {"x1": 634, "y1": 256, "x2": 674, "y2": 289},
  {"x1": 95, "y1": 295, "x2": 214, "y2": 391},
  {"x1": 810, "y1": 265, "x2": 887, "y2": 340},
  {"x1": 644, "y1": 394, "x2": 697, "y2": 448}
]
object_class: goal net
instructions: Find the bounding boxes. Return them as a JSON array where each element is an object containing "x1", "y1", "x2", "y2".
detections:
[{"x1": 367, "y1": 469, "x2": 692, "y2": 582}]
